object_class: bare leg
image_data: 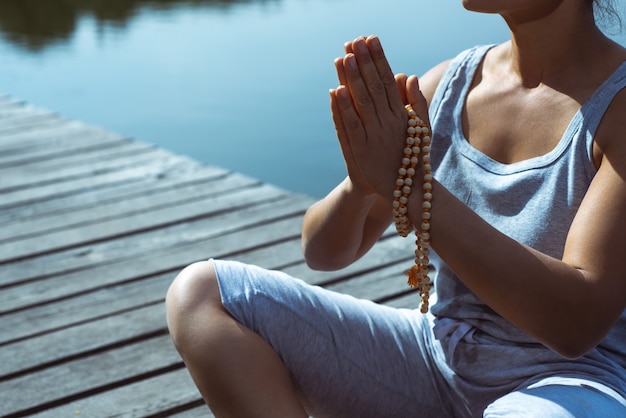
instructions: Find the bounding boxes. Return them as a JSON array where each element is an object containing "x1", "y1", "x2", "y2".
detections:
[{"x1": 166, "y1": 260, "x2": 308, "y2": 418}]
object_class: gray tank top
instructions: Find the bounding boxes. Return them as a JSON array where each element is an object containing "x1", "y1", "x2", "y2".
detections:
[{"x1": 429, "y1": 45, "x2": 626, "y2": 365}]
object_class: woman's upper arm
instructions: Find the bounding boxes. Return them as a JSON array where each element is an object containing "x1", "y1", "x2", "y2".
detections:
[
  {"x1": 562, "y1": 89, "x2": 626, "y2": 334},
  {"x1": 418, "y1": 59, "x2": 452, "y2": 106}
]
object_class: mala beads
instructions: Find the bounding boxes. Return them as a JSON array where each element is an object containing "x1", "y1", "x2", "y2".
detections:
[{"x1": 392, "y1": 104, "x2": 432, "y2": 314}]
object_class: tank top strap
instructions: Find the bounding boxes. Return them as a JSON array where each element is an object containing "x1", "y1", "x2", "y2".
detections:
[
  {"x1": 429, "y1": 44, "x2": 495, "y2": 122},
  {"x1": 580, "y1": 61, "x2": 626, "y2": 138}
]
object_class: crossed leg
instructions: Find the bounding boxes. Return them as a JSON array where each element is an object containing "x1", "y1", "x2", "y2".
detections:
[{"x1": 165, "y1": 260, "x2": 308, "y2": 418}]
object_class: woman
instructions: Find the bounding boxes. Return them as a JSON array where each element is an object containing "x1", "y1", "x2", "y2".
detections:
[{"x1": 166, "y1": 0, "x2": 626, "y2": 416}]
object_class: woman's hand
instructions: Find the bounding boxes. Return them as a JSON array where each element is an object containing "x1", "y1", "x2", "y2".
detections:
[
  {"x1": 302, "y1": 35, "x2": 433, "y2": 271},
  {"x1": 330, "y1": 35, "x2": 430, "y2": 201}
]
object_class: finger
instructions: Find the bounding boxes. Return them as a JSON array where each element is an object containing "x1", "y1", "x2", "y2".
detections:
[
  {"x1": 335, "y1": 57, "x2": 348, "y2": 87},
  {"x1": 334, "y1": 85, "x2": 366, "y2": 145},
  {"x1": 364, "y1": 35, "x2": 404, "y2": 113},
  {"x1": 335, "y1": 57, "x2": 359, "y2": 112},
  {"x1": 406, "y1": 75, "x2": 431, "y2": 126},
  {"x1": 344, "y1": 41, "x2": 351, "y2": 54},
  {"x1": 344, "y1": 36, "x2": 365, "y2": 54},
  {"x1": 330, "y1": 87, "x2": 347, "y2": 141},
  {"x1": 330, "y1": 88, "x2": 358, "y2": 174},
  {"x1": 395, "y1": 73, "x2": 408, "y2": 104},
  {"x1": 349, "y1": 37, "x2": 391, "y2": 117},
  {"x1": 341, "y1": 53, "x2": 378, "y2": 123},
  {"x1": 331, "y1": 85, "x2": 367, "y2": 172}
]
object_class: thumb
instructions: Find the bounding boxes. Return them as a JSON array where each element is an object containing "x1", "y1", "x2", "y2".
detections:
[
  {"x1": 406, "y1": 75, "x2": 430, "y2": 126},
  {"x1": 395, "y1": 73, "x2": 408, "y2": 104}
]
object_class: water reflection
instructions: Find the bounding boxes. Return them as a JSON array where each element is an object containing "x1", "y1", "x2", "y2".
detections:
[
  {"x1": 0, "y1": 0, "x2": 515, "y2": 197},
  {"x1": 0, "y1": 0, "x2": 279, "y2": 52}
]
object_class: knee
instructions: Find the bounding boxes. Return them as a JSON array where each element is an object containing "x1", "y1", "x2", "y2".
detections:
[{"x1": 165, "y1": 261, "x2": 221, "y2": 345}]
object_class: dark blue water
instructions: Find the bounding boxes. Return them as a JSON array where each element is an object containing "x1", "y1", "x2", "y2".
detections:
[{"x1": 1, "y1": 0, "x2": 623, "y2": 197}]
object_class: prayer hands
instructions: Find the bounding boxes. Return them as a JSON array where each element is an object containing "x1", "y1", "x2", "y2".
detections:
[{"x1": 330, "y1": 35, "x2": 430, "y2": 200}]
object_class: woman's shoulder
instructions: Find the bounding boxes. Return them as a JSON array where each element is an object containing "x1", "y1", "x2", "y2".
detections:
[
  {"x1": 419, "y1": 60, "x2": 452, "y2": 105},
  {"x1": 420, "y1": 43, "x2": 507, "y2": 105},
  {"x1": 590, "y1": 43, "x2": 626, "y2": 165},
  {"x1": 594, "y1": 83, "x2": 626, "y2": 165}
]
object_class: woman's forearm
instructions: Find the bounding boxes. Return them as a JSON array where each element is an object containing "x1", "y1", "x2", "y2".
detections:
[
  {"x1": 302, "y1": 177, "x2": 391, "y2": 271},
  {"x1": 418, "y1": 180, "x2": 615, "y2": 358}
]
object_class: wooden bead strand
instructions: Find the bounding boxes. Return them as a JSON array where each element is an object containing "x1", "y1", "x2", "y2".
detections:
[
  {"x1": 392, "y1": 104, "x2": 432, "y2": 314},
  {"x1": 392, "y1": 107, "x2": 420, "y2": 237}
]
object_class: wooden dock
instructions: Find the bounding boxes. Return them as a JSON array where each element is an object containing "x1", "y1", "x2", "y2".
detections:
[{"x1": 0, "y1": 95, "x2": 418, "y2": 417}]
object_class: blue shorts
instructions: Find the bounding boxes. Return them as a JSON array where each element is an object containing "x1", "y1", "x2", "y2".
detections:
[{"x1": 213, "y1": 259, "x2": 626, "y2": 417}]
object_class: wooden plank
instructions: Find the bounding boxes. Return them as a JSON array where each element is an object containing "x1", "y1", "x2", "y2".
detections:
[
  {"x1": 0, "y1": 271, "x2": 174, "y2": 345},
  {"x1": 0, "y1": 118, "x2": 77, "y2": 151},
  {"x1": 0, "y1": 194, "x2": 313, "y2": 287},
  {"x1": 0, "y1": 157, "x2": 207, "y2": 217},
  {"x1": 0, "y1": 94, "x2": 432, "y2": 418},
  {"x1": 0, "y1": 226, "x2": 409, "y2": 326},
  {"x1": 0, "y1": 171, "x2": 260, "y2": 242},
  {"x1": 0, "y1": 213, "x2": 304, "y2": 314},
  {"x1": 0, "y1": 164, "x2": 227, "y2": 223},
  {"x1": 168, "y1": 405, "x2": 215, "y2": 418},
  {"x1": 0, "y1": 95, "x2": 25, "y2": 108},
  {"x1": 0, "y1": 118, "x2": 103, "y2": 145},
  {"x1": 1, "y1": 137, "x2": 150, "y2": 173},
  {"x1": 7, "y1": 278, "x2": 417, "y2": 418},
  {"x1": 0, "y1": 335, "x2": 186, "y2": 417},
  {"x1": 282, "y1": 230, "x2": 413, "y2": 283},
  {"x1": 325, "y1": 261, "x2": 419, "y2": 301},
  {"x1": 26, "y1": 367, "x2": 202, "y2": 418},
  {"x1": 0, "y1": 303, "x2": 167, "y2": 379},
  {"x1": 0, "y1": 113, "x2": 66, "y2": 137},
  {"x1": 1, "y1": 243, "x2": 413, "y2": 379},
  {"x1": 0, "y1": 234, "x2": 414, "y2": 344},
  {"x1": 0, "y1": 101, "x2": 52, "y2": 118},
  {"x1": 0, "y1": 141, "x2": 160, "y2": 191},
  {"x1": 0, "y1": 181, "x2": 292, "y2": 264},
  {"x1": 0, "y1": 123, "x2": 128, "y2": 166},
  {"x1": 1, "y1": 240, "x2": 309, "y2": 373},
  {"x1": 0, "y1": 153, "x2": 194, "y2": 209},
  {"x1": 0, "y1": 105, "x2": 57, "y2": 128},
  {"x1": 0, "y1": 268, "x2": 420, "y2": 417}
]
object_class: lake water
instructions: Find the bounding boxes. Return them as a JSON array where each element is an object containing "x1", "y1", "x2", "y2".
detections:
[{"x1": 1, "y1": 0, "x2": 623, "y2": 198}]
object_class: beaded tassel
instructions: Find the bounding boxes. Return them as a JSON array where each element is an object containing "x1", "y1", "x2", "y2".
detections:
[{"x1": 393, "y1": 104, "x2": 432, "y2": 314}]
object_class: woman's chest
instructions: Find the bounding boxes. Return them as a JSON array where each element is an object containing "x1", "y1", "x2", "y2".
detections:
[{"x1": 462, "y1": 82, "x2": 583, "y2": 165}]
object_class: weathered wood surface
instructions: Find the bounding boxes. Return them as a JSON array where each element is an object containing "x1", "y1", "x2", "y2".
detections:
[{"x1": 0, "y1": 95, "x2": 417, "y2": 417}]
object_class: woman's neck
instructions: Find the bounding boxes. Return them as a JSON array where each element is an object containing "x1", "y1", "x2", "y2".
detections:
[{"x1": 500, "y1": 1, "x2": 617, "y2": 88}]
